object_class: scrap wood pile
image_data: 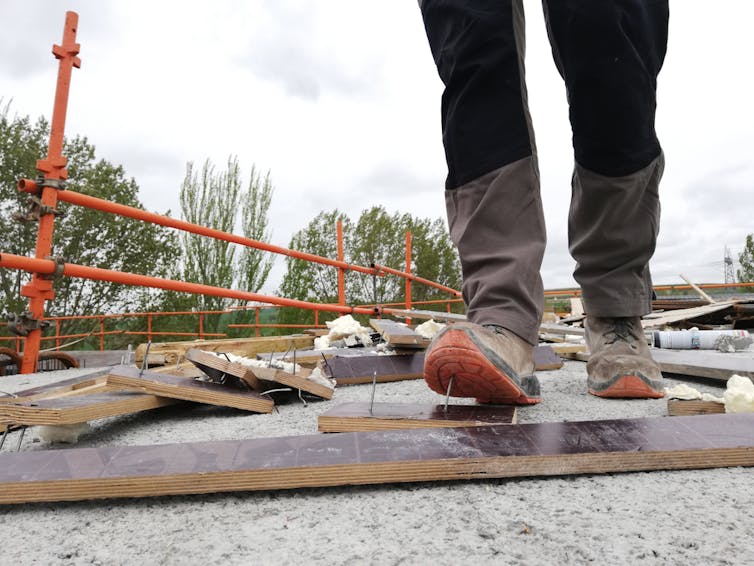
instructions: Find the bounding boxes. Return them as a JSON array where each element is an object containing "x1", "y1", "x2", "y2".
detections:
[
  {"x1": 539, "y1": 294, "x2": 754, "y2": 417},
  {"x1": 0, "y1": 314, "x2": 566, "y2": 441},
  {"x1": 2, "y1": 297, "x2": 754, "y2": 505},
  {"x1": 3, "y1": 293, "x2": 754, "y2": 438}
]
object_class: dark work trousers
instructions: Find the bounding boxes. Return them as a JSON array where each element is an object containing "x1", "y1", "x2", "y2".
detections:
[{"x1": 420, "y1": 0, "x2": 669, "y2": 345}]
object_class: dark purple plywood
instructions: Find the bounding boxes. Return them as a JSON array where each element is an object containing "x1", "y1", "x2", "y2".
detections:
[
  {"x1": 1, "y1": 413, "x2": 753, "y2": 503},
  {"x1": 320, "y1": 402, "x2": 516, "y2": 424}
]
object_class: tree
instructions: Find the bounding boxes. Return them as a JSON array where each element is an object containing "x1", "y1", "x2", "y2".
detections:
[
  {"x1": 177, "y1": 157, "x2": 275, "y2": 332},
  {"x1": 179, "y1": 158, "x2": 242, "y2": 314},
  {"x1": 239, "y1": 165, "x2": 274, "y2": 293},
  {"x1": 738, "y1": 234, "x2": 754, "y2": 282},
  {"x1": 276, "y1": 206, "x2": 462, "y2": 325},
  {"x1": 0, "y1": 105, "x2": 179, "y2": 345}
]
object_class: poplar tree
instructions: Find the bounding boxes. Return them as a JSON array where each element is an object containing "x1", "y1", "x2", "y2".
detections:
[{"x1": 738, "y1": 234, "x2": 754, "y2": 282}]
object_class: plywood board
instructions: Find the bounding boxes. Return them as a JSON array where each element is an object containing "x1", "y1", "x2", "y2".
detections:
[
  {"x1": 134, "y1": 335, "x2": 316, "y2": 366},
  {"x1": 324, "y1": 353, "x2": 424, "y2": 385},
  {"x1": 532, "y1": 345, "x2": 563, "y2": 371},
  {"x1": 667, "y1": 399, "x2": 725, "y2": 416},
  {"x1": 150, "y1": 361, "x2": 206, "y2": 379},
  {"x1": 0, "y1": 392, "x2": 179, "y2": 426},
  {"x1": 185, "y1": 349, "x2": 333, "y2": 399},
  {"x1": 256, "y1": 346, "x2": 383, "y2": 366},
  {"x1": 185, "y1": 348, "x2": 260, "y2": 388},
  {"x1": 547, "y1": 343, "x2": 587, "y2": 355},
  {"x1": 651, "y1": 350, "x2": 754, "y2": 382},
  {"x1": 384, "y1": 309, "x2": 467, "y2": 322},
  {"x1": 641, "y1": 301, "x2": 738, "y2": 329},
  {"x1": 244, "y1": 366, "x2": 334, "y2": 400},
  {"x1": 1, "y1": 413, "x2": 753, "y2": 504},
  {"x1": 105, "y1": 366, "x2": 274, "y2": 414},
  {"x1": 370, "y1": 319, "x2": 429, "y2": 348},
  {"x1": 0, "y1": 370, "x2": 113, "y2": 405},
  {"x1": 538, "y1": 323, "x2": 586, "y2": 337},
  {"x1": 318, "y1": 402, "x2": 516, "y2": 432}
]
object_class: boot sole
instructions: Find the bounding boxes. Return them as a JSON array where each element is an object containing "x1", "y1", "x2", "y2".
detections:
[
  {"x1": 588, "y1": 374, "x2": 665, "y2": 399},
  {"x1": 424, "y1": 330, "x2": 540, "y2": 405}
]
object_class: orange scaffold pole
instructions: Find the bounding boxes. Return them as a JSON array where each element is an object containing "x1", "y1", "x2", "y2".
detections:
[
  {"x1": 0, "y1": 253, "x2": 380, "y2": 318},
  {"x1": 16, "y1": 12, "x2": 80, "y2": 373}
]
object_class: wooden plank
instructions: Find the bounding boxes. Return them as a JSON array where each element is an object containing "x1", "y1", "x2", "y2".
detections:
[
  {"x1": 185, "y1": 348, "x2": 334, "y2": 399},
  {"x1": 385, "y1": 309, "x2": 467, "y2": 322},
  {"x1": 0, "y1": 392, "x2": 179, "y2": 426},
  {"x1": 370, "y1": 319, "x2": 429, "y2": 348},
  {"x1": 257, "y1": 346, "x2": 383, "y2": 366},
  {"x1": 1, "y1": 413, "x2": 753, "y2": 504},
  {"x1": 0, "y1": 370, "x2": 113, "y2": 405},
  {"x1": 105, "y1": 366, "x2": 274, "y2": 414},
  {"x1": 532, "y1": 345, "x2": 563, "y2": 371},
  {"x1": 244, "y1": 366, "x2": 334, "y2": 400},
  {"x1": 641, "y1": 301, "x2": 738, "y2": 329},
  {"x1": 150, "y1": 361, "x2": 206, "y2": 379},
  {"x1": 547, "y1": 343, "x2": 587, "y2": 355},
  {"x1": 667, "y1": 399, "x2": 725, "y2": 417},
  {"x1": 134, "y1": 335, "x2": 316, "y2": 366},
  {"x1": 318, "y1": 402, "x2": 516, "y2": 432},
  {"x1": 185, "y1": 348, "x2": 259, "y2": 386},
  {"x1": 325, "y1": 353, "x2": 424, "y2": 385},
  {"x1": 538, "y1": 323, "x2": 586, "y2": 337},
  {"x1": 651, "y1": 350, "x2": 754, "y2": 382}
]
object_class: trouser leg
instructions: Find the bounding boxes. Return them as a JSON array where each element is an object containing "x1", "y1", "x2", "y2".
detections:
[
  {"x1": 421, "y1": 0, "x2": 546, "y2": 345},
  {"x1": 543, "y1": 0, "x2": 669, "y2": 316}
]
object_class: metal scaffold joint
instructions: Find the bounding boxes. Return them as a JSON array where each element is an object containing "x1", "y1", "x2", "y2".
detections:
[{"x1": 6, "y1": 312, "x2": 51, "y2": 337}]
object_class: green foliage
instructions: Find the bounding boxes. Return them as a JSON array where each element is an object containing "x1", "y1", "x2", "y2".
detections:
[
  {"x1": 239, "y1": 165, "x2": 274, "y2": 293},
  {"x1": 738, "y1": 234, "x2": 754, "y2": 283},
  {"x1": 0, "y1": 105, "x2": 179, "y2": 346},
  {"x1": 177, "y1": 157, "x2": 275, "y2": 331},
  {"x1": 277, "y1": 206, "x2": 462, "y2": 325},
  {"x1": 179, "y1": 158, "x2": 242, "y2": 314}
]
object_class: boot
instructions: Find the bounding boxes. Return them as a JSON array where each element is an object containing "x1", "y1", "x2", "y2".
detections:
[
  {"x1": 424, "y1": 322, "x2": 541, "y2": 405},
  {"x1": 586, "y1": 316, "x2": 664, "y2": 398}
]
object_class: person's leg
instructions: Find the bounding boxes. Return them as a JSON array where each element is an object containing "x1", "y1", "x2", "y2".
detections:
[
  {"x1": 419, "y1": 0, "x2": 545, "y2": 404},
  {"x1": 543, "y1": 0, "x2": 669, "y2": 397}
]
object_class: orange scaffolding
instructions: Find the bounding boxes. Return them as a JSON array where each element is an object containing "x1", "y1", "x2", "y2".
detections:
[
  {"x1": 1, "y1": 11, "x2": 462, "y2": 373},
  {"x1": 4, "y1": 12, "x2": 753, "y2": 373}
]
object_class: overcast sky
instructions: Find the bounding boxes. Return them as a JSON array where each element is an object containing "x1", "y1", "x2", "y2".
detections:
[{"x1": 2, "y1": 1, "x2": 753, "y2": 296}]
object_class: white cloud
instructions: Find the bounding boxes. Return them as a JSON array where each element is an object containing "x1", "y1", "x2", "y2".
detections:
[{"x1": 1, "y1": 0, "x2": 752, "y2": 299}]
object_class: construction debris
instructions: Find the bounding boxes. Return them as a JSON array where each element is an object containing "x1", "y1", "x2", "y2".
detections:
[
  {"x1": 651, "y1": 350, "x2": 754, "y2": 382},
  {"x1": 369, "y1": 319, "x2": 429, "y2": 348},
  {"x1": 134, "y1": 335, "x2": 316, "y2": 366},
  {"x1": 313, "y1": 315, "x2": 374, "y2": 349},
  {"x1": 652, "y1": 329, "x2": 751, "y2": 350},
  {"x1": 185, "y1": 348, "x2": 335, "y2": 399},
  {"x1": 724, "y1": 375, "x2": 754, "y2": 413}
]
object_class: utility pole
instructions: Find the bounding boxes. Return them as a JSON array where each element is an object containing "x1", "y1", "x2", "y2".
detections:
[{"x1": 724, "y1": 246, "x2": 736, "y2": 284}]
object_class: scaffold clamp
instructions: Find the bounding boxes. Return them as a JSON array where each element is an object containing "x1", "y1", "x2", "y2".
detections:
[{"x1": 7, "y1": 312, "x2": 50, "y2": 337}]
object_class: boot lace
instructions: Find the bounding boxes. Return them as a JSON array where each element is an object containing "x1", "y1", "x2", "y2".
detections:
[{"x1": 603, "y1": 318, "x2": 635, "y2": 345}]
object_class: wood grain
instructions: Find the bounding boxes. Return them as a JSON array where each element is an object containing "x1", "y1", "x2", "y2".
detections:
[
  {"x1": 1, "y1": 413, "x2": 753, "y2": 504},
  {"x1": 185, "y1": 349, "x2": 333, "y2": 399},
  {"x1": 667, "y1": 399, "x2": 726, "y2": 416},
  {"x1": 651, "y1": 349, "x2": 754, "y2": 382},
  {"x1": 369, "y1": 319, "x2": 429, "y2": 348},
  {"x1": 105, "y1": 366, "x2": 274, "y2": 413},
  {"x1": 0, "y1": 392, "x2": 179, "y2": 426},
  {"x1": 318, "y1": 402, "x2": 516, "y2": 432},
  {"x1": 134, "y1": 335, "x2": 315, "y2": 366}
]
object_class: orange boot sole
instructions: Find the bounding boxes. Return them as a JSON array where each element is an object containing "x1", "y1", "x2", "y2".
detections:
[
  {"x1": 424, "y1": 329, "x2": 540, "y2": 405},
  {"x1": 588, "y1": 374, "x2": 665, "y2": 399}
]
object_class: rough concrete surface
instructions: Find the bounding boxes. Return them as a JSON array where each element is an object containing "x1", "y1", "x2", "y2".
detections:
[{"x1": 1, "y1": 359, "x2": 753, "y2": 565}]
